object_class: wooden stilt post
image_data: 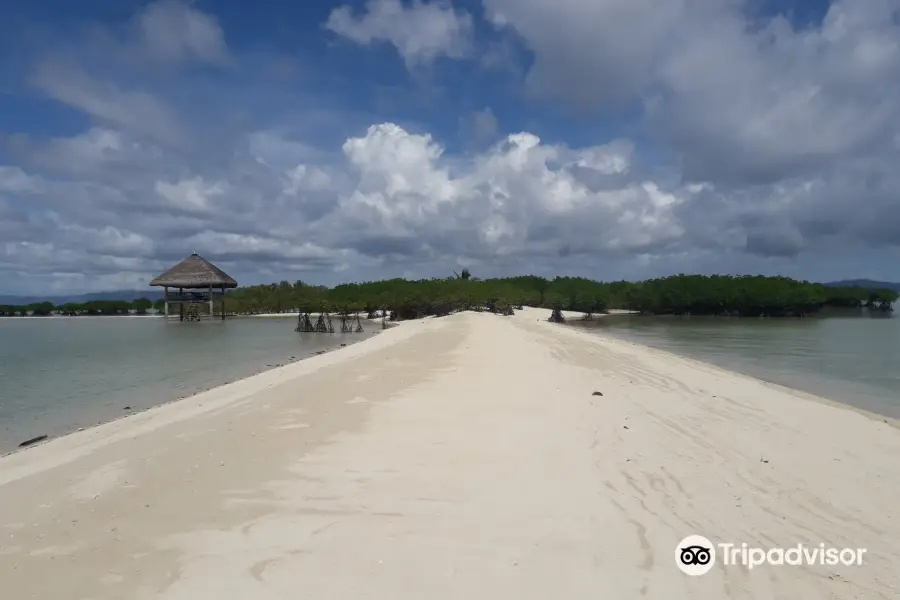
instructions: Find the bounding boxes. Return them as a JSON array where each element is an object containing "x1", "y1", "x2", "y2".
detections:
[
  {"x1": 164, "y1": 287, "x2": 169, "y2": 319},
  {"x1": 221, "y1": 286, "x2": 225, "y2": 320},
  {"x1": 179, "y1": 287, "x2": 184, "y2": 322},
  {"x1": 209, "y1": 285, "x2": 214, "y2": 320}
]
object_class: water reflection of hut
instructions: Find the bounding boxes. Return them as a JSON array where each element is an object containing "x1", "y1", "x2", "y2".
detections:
[{"x1": 150, "y1": 253, "x2": 237, "y2": 321}]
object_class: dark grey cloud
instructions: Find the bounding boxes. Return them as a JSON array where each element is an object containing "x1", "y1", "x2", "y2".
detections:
[
  {"x1": 351, "y1": 235, "x2": 424, "y2": 258},
  {"x1": 745, "y1": 229, "x2": 804, "y2": 258}
]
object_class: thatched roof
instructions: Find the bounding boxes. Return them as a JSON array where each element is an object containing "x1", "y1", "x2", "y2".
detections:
[{"x1": 150, "y1": 253, "x2": 238, "y2": 289}]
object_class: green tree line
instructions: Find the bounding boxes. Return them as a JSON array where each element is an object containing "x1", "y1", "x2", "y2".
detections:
[
  {"x1": 0, "y1": 298, "x2": 158, "y2": 317},
  {"x1": 223, "y1": 274, "x2": 897, "y2": 319},
  {"x1": 2, "y1": 274, "x2": 896, "y2": 319}
]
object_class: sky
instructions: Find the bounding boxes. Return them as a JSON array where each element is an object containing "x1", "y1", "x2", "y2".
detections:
[{"x1": 1, "y1": 0, "x2": 900, "y2": 295}]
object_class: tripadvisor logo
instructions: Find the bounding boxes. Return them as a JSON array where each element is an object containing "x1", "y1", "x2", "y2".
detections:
[
  {"x1": 676, "y1": 535, "x2": 867, "y2": 575},
  {"x1": 677, "y1": 535, "x2": 716, "y2": 576}
]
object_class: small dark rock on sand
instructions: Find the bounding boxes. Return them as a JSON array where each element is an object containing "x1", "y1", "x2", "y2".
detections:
[
  {"x1": 19, "y1": 434, "x2": 48, "y2": 448},
  {"x1": 124, "y1": 406, "x2": 132, "y2": 410},
  {"x1": 592, "y1": 391, "x2": 604, "y2": 397}
]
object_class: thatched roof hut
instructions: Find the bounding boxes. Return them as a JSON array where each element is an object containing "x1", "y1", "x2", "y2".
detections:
[
  {"x1": 150, "y1": 253, "x2": 237, "y2": 290},
  {"x1": 151, "y1": 254, "x2": 236, "y2": 321}
]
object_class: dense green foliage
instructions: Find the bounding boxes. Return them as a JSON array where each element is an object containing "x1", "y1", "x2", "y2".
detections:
[
  {"x1": 2, "y1": 274, "x2": 896, "y2": 318},
  {"x1": 221, "y1": 274, "x2": 897, "y2": 319},
  {"x1": 0, "y1": 298, "x2": 153, "y2": 317}
]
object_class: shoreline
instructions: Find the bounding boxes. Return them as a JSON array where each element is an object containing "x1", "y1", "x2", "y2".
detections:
[
  {"x1": 0, "y1": 320, "x2": 388, "y2": 457},
  {"x1": 526, "y1": 308, "x2": 900, "y2": 429},
  {"x1": 2, "y1": 310, "x2": 899, "y2": 598},
  {"x1": 0, "y1": 312, "x2": 375, "y2": 320},
  {"x1": 0, "y1": 317, "x2": 411, "y2": 483},
  {"x1": 563, "y1": 310, "x2": 900, "y2": 422},
  {"x1": 0, "y1": 314, "x2": 164, "y2": 319}
]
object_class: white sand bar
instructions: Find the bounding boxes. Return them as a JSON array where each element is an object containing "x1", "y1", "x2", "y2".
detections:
[{"x1": 2, "y1": 309, "x2": 899, "y2": 599}]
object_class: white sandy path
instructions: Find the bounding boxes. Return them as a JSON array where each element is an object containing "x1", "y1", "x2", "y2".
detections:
[{"x1": 1, "y1": 310, "x2": 899, "y2": 599}]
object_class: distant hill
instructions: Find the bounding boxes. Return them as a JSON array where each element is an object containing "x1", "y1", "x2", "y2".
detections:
[
  {"x1": 823, "y1": 279, "x2": 900, "y2": 292},
  {"x1": 0, "y1": 290, "x2": 165, "y2": 305}
]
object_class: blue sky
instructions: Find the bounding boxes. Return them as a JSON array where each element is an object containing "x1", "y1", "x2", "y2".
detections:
[{"x1": 1, "y1": 0, "x2": 899, "y2": 294}]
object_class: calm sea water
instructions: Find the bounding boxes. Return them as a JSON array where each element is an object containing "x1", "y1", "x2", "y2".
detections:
[
  {"x1": 0, "y1": 316, "x2": 377, "y2": 454},
  {"x1": 574, "y1": 311, "x2": 900, "y2": 418}
]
